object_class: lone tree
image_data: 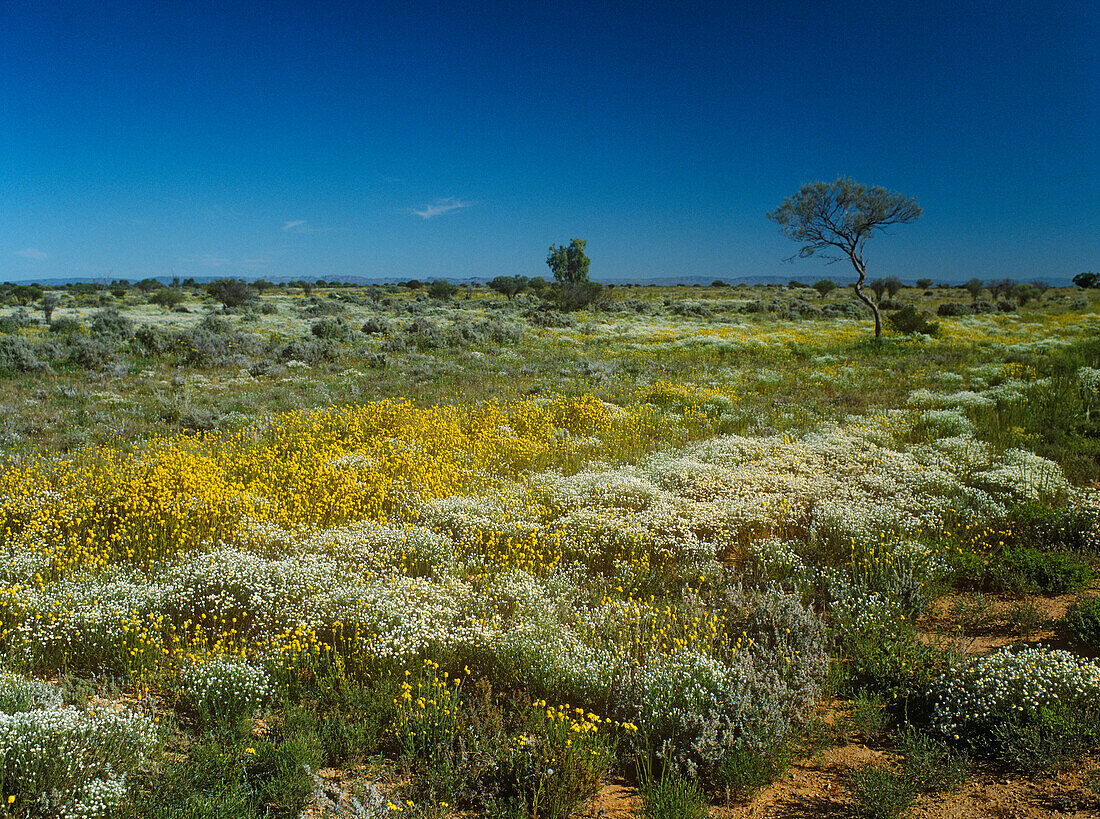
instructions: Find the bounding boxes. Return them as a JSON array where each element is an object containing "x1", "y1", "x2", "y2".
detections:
[
  {"x1": 547, "y1": 238, "x2": 590, "y2": 283},
  {"x1": 768, "y1": 178, "x2": 921, "y2": 339}
]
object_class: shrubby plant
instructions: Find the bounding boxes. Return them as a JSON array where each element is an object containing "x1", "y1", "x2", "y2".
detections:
[
  {"x1": 931, "y1": 647, "x2": 1100, "y2": 767},
  {"x1": 177, "y1": 656, "x2": 273, "y2": 728},
  {"x1": 0, "y1": 705, "x2": 158, "y2": 817}
]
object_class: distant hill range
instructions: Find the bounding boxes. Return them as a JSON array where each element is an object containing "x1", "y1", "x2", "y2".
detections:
[{"x1": 6, "y1": 273, "x2": 1078, "y2": 288}]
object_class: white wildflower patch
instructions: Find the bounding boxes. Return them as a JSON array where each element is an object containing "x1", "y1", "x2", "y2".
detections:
[
  {"x1": 931, "y1": 647, "x2": 1100, "y2": 739},
  {"x1": 178, "y1": 656, "x2": 273, "y2": 724},
  {"x1": 0, "y1": 705, "x2": 158, "y2": 818}
]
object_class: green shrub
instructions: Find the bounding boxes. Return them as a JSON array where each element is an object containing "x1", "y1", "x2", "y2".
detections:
[
  {"x1": 636, "y1": 760, "x2": 709, "y2": 819},
  {"x1": 1064, "y1": 595, "x2": 1100, "y2": 650},
  {"x1": 983, "y1": 545, "x2": 1092, "y2": 595},
  {"x1": 887, "y1": 305, "x2": 939, "y2": 336},
  {"x1": 991, "y1": 703, "x2": 1094, "y2": 773},
  {"x1": 310, "y1": 317, "x2": 353, "y2": 341},
  {"x1": 897, "y1": 729, "x2": 967, "y2": 792},
  {"x1": 846, "y1": 691, "x2": 889, "y2": 740},
  {"x1": 848, "y1": 765, "x2": 915, "y2": 819}
]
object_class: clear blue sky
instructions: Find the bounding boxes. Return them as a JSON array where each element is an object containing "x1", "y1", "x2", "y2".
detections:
[{"x1": 2, "y1": 0, "x2": 1097, "y2": 284}]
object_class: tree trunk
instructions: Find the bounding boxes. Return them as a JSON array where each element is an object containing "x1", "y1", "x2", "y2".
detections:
[{"x1": 850, "y1": 256, "x2": 882, "y2": 339}]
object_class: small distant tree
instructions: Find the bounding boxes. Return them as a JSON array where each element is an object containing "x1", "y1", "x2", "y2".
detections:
[
  {"x1": 150, "y1": 288, "x2": 184, "y2": 308},
  {"x1": 711, "y1": 280, "x2": 727, "y2": 287},
  {"x1": 428, "y1": 279, "x2": 458, "y2": 300},
  {"x1": 40, "y1": 292, "x2": 58, "y2": 325},
  {"x1": 964, "y1": 278, "x2": 985, "y2": 302},
  {"x1": 207, "y1": 278, "x2": 254, "y2": 308},
  {"x1": 915, "y1": 278, "x2": 933, "y2": 289},
  {"x1": 253, "y1": 279, "x2": 272, "y2": 294},
  {"x1": 884, "y1": 276, "x2": 903, "y2": 299},
  {"x1": 988, "y1": 278, "x2": 1017, "y2": 301},
  {"x1": 547, "y1": 238, "x2": 590, "y2": 284},
  {"x1": 1015, "y1": 283, "x2": 1040, "y2": 307},
  {"x1": 528, "y1": 276, "x2": 549, "y2": 293},
  {"x1": 1073, "y1": 272, "x2": 1099, "y2": 289},
  {"x1": 488, "y1": 275, "x2": 530, "y2": 299},
  {"x1": 767, "y1": 178, "x2": 921, "y2": 339},
  {"x1": 136, "y1": 278, "x2": 162, "y2": 293},
  {"x1": 812, "y1": 279, "x2": 837, "y2": 298},
  {"x1": 869, "y1": 279, "x2": 887, "y2": 303}
]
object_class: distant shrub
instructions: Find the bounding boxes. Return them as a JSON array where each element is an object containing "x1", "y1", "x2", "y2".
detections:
[
  {"x1": 260, "y1": 302, "x2": 278, "y2": 314},
  {"x1": 149, "y1": 288, "x2": 183, "y2": 308},
  {"x1": 206, "y1": 278, "x2": 254, "y2": 308},
  {"x1": 0, "y1": 309, "x2": 39, "y2": 333},
  {"x1": 66, "y1": 337, "x2": 115, "y2": 370},
  {"x1": 47, "y1": 316, "x2": 83, "y2": 334},
  {"x1": 135, "y1": 325, "x2": 177, "y2": 355},
  {"x1": 546, "y1": 281, "x2": 604, "y2": 312},
  {"x1": 997, "y1": 300, "x2": 1017, "y2": 312},
  {"x1": 311, "y1": 317, "x2": 354, "y2": 341},
  {"x1": 527, "y1": 308, "x2": 575, "y2": 328},
  {"x1": 428, "y1": 279, "x2": 458, "y2": 300},
  {"x1": 878, "y1": 298, "x2": 903, "y2": 311},
  {"x1": 297, "y1": 298, "x2": 346, "y2": 318},
  {"x1": 279, "y1": 337, "x2": 341, "y2": 364},
  {"x1": 822, "y1": 300, "x2": 866, "y2": 318},
  {"x1": 887, "y1": 305, "x2": 940, "y2": 336},
  {"x1": 89, "y1": 308, "x2": 134, "y2": 340},
  {"x1": 936, "y1": 302, "x2": 973, "y2": 317},
  {"x1": 670, "y1": 301, "x2": 713, "y2": 319},
  {"x1": 361, "y1": 316, "x2": 394, "y2": 335}
]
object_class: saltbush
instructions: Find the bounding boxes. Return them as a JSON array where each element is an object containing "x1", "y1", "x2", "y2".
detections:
[
  {"x1": 89, "y1": 307, "x2": 134, "y2": 340},
  {"x1": 0, "y1": 336, "x2": 45, "y2": 372}
]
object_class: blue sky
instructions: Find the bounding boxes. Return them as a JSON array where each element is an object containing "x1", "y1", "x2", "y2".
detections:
[{"x1": 1, "y1": 0, "x2": 1097, "y2": 284}]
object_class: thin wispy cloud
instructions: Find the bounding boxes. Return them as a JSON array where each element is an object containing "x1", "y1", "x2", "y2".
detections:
[
  {"x1": 410, "y1": 197, "x2": 472, "y2": 219},
  {"x1": 282, "y1": 219, "x2": 335, "y2": 234},
  {"x1": 15, "y1": 248, "x2": 47, "y2": 260}
]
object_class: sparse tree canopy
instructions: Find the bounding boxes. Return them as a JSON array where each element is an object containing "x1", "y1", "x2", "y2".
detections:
[
  {"x1": 206, "y1": 278, "x2": 254, "y2": 308},
  {"x1": 884, "y1": 276, "x2": 903, "y2": 299},
  {"x1": 488, "y1": 275, "x2": 530, "y2": 299},
  {"x1": 767, "y1": 178, "x2": 921, "y2": 339},
  {"x1": 812, "y1": 279, "x2": 837, "y2": 298},
  {"x1": 915, "y1": 278, "x2": 933, "y2": 290},
  {"x1": 547, "y1": 238, "x2": 590, "y2": 284},
  {"x1": 1073, "y1": 272, "x2": 1099, "y2": 289}
]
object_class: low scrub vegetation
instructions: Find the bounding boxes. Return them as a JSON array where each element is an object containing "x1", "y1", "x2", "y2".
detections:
[{"x1": 0, "y1": 280, "x2": 1097, "y2": 816}]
